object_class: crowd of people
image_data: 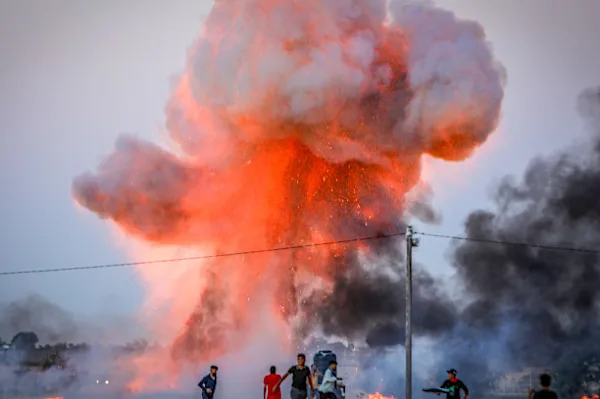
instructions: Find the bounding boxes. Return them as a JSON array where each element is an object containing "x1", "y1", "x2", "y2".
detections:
[
  {"x1": 197, "y1": 353, "x2": 343, "y2": 399},
  {"x1": 197, "y1": 357, "x2": 568, "y2": 399}
]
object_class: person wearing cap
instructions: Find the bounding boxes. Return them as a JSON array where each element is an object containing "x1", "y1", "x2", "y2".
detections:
[
  {"x1": 198, "y1": 365, "x2": 219, "y2": 399},
  {"x1": 318, "y1": 360, "x2": 344, "y2": 399},
  {"x1": 439, "y1": 369, "x2": 469, "y2": 399}
]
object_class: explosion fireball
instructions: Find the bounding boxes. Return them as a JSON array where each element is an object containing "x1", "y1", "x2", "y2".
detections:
[{"x1": 72, "y1": 0, "x2": 505, "y2": 390}]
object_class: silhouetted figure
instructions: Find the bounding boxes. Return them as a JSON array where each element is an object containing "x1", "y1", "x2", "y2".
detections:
[{"x1": 529, "y1": 373, "x2": 558, "y2": 399}]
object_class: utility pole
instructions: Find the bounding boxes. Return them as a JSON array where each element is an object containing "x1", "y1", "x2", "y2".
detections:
[{"x1": 405, "y1": 225, "x2": 419, "y2": 399}]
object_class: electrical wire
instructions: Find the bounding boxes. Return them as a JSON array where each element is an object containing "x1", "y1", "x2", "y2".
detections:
[
  {"x1": 0, "y1": 231, "x2": 406, "y2": 276},
  {"x1": 416, "y1": 232, "x2": 600, "y2": 255},
  {"x1": 2, "y1": 229, "x2": 600, "y2": 277}
]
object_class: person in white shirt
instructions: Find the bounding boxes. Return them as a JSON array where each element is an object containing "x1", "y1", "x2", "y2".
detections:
[{"x1": 318, "y1": 360, "x2": 344, "y2": 399}]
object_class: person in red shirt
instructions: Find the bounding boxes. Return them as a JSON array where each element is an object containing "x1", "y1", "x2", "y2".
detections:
[{"x1": 264, "y1": 366, "x2": 282, "y2": 399}]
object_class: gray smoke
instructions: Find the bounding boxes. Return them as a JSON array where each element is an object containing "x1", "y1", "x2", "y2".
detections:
[
  {"x1": 438, "y1": 86, "x2": 600, "y2": 378},
  {"x1": 308, "y1": 248, "x2": 457, "y2": 347},
  {"x1": 0, "y1": 295, "x2": 80, "y2": 344},
  {"x1": 0, "y1": 296, "x2": 148, "y2": 397},
  {"x1": 333, "y1": 87, "x2": 600, "y2": 398}
]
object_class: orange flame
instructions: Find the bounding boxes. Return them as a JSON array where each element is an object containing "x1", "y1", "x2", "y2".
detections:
[
  {"x1": 367, "y1": 393, "x2": 397, "y2": 399},
  {"x1": 71, "y1": 0, "x2": 505, "y2": 393}
]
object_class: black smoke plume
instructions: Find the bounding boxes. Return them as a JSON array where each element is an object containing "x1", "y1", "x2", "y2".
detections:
[
  {"x1": 310, "y1": 246, "x2": 457, "y2": 347},
  {"x1": 311, "y1": 87, "x2": 600, "y2": 395},
  {"x1": 439, "y1": 86, "x2": 600, "y2": 378}
]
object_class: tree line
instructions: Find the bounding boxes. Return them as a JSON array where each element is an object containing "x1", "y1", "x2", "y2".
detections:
[{"x1": 0, "y1": 331, "x2": 89, "y2": 352}]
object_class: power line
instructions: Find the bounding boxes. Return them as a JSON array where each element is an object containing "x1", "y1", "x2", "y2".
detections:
[
  {"x1": 3, "y1": 229, "x2": 600, "y2": 277},
  {"x1": 417, "y1": 232, "x2": 600, "y2": 255},
  {"x1": 0, "y1": 231, "x2": 406, "y2": 276}
]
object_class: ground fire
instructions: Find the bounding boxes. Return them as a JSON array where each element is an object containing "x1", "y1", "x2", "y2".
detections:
[
  {"x1": 365, "y1": 393, "x2": 396, "y2": 399},
  {"x1": 72, "y1": 0, "x2": 505, "y2": 392}
]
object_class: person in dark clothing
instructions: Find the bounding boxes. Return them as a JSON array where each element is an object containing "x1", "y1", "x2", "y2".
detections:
[
  {"x1": 529, "y1": 373, "x2": 558, "y2": 399},
  {"x1": 439, "y1": 369, "x2": 469, "y2": 399},
  {"x1": 198, "y1": 365, "x2": 218, "y2": 399},
  {"x1": 274, "y1": 353, "x2": 315, "y2": 399}
]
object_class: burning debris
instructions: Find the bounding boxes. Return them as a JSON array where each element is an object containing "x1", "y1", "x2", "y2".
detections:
[
  {"x1": 72, "y1": 0, "x2": 505, "y2": 381},
  {"x1": 357, "y1": 392, "x2": 397, "y2": 399},
  {"x1": 62, "y1": 0, "x2": 600, "y2": 392},
  {"x1": 68, "y1": 0, "x2": 510, "y2": 392}
]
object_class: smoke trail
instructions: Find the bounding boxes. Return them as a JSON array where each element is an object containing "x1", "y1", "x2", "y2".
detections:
[
  {"x1": 438, "y1": 86, "x2": 600, "y2": 380},
  {"x1": 71, "y1": 0, "x2": 505, "y2": 390}
]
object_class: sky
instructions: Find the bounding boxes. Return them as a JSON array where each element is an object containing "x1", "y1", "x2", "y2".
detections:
[{"x1": 0, "y1": 0, "x2": 599, "y2": 341}]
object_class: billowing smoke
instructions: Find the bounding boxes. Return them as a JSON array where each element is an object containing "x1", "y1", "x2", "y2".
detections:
[
  {"x1": 440, "y1": 86, "x2": 600, "y2": 377},
  {"x1": 310, "y1": 254, "x2": 457, "y2": 347},
  {"x1": 71, "y1": 0, "x2": 505, "y2": 390},
  {"x1": 0, "y1": 295, "x2": 79, "y2": 344},
  {"x1": 0, "y1": 295, "x2": 144, "y2": 346},
  {"x1": 0, "y1": 296, "x2": 144, "y2": 398}
]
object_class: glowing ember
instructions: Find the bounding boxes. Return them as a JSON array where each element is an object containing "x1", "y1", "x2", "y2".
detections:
[
  {"x1": 72, "y1": 0, "x2": 505, "y2": 392},
  {"x1": 367, "y1": 393, "x2": 397, "y2": 399}
]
